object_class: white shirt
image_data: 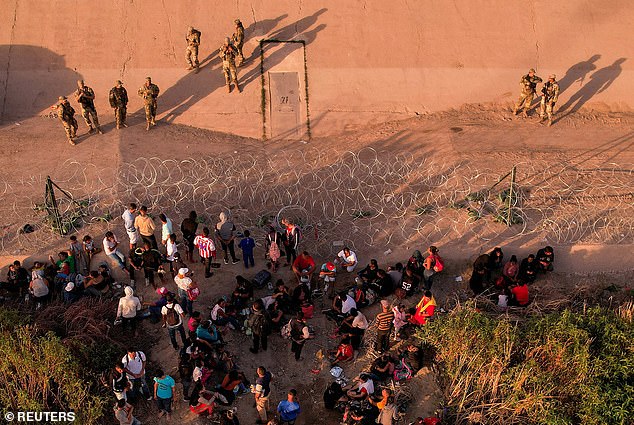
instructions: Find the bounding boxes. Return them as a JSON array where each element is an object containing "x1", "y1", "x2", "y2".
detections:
[
  {"x1": 122, "y1": 210, "x2": 136, "y2": 233},
  {"x1": 352, "y1": 312, "x2": 369, "y2": 330},
  {"x1": 337, "y1": 250, "x2": 357, "y2": 266},
  {"x1": 360, "y1": 379, "x2": 374, "y2": 395},
  {"x1": 103, "y1": 235, "x2": 119, "y2": 255},
  {"x1": 30, "y1": 278, "x2": 49, "y2": 297},
  {"x1": 174, "y1": 275, "x2": 192, "y2": 291},
  {"x1": 498, "y1": 294, "x2": 508, "y2": 308},
  {"x1": 192, "y1": 366, "x2": 203, "y2": 382},
  {"x1": 117, "y1": 295, "x2": 141, "y2": 318},
  {"x1": 122, "y1": 351, "x2": 146, "y2": 378},
  {"x1": 161, "y1": 218, "x2": 173, "y2": 242},
  {"x1": 210, "y1": 304, "x2": 224, "y2": 321},
  {"x1": 166, "y1": 239, "x2": 177, "y2": 261},
  {"x1": 342, "y1": 295, "x2": 357, "y2": 314},
  {"x1": 161, "y1": 303, "x2": 184, "y2": 327}
]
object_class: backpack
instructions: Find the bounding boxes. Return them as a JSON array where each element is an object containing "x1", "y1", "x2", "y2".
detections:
[
  {"x1": 268, "y1": 233, "x2": 281, "y2": 260},
  {"x1": 165, "y1": 304, "x2": 180, "y2": 326},
  {"x1": 281, "y1": 321, "x2": 292, "y2": 339},
  {"x1": 393, "y1": 358, "x2": 413, "y2": 382},
  {"x1": 187, "y1": 282, "x2": 200, "y2": 301},
  {"x1": 252, "y1": 270, "x2": 272, "y2": 289},
  {"x1": 433, "y1": 255, "x2": 444, "y2": 273}
]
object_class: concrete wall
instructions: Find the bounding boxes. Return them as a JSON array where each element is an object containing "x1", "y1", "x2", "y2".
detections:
[{"x1": 1, "y1": 0, "x2": 632, "y2": 138}]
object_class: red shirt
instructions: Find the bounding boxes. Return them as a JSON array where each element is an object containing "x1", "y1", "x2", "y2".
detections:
[
  {"x1": 512, "y1": 284, "x2": 529, "y2": 305},
  {"x1": 293, "y1": 255, "x2": 315, "y2": 271}
]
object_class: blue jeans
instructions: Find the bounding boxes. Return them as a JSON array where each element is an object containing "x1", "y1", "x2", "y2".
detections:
[
  {"x1": 167, "y1": 325, "x2": 187, "y2": 349},
  {"x1": 178, "y1": 288, "x2": 193, "y2": 315},
  {"x1": 215, "y1": 316, "x2": 241, "y2": 330},
  {"x1": 156, "y1": 396, "x2": 173, "y2": 413},
  {"x1": 130, "y1": 376, "x2": 151, "y2": 400},
  {"x1": 243, "y1": 251, "x2": 254, "y2": 268},
  {"x1": 108, "y1": 251, "x2": 126, "y2": 269}
]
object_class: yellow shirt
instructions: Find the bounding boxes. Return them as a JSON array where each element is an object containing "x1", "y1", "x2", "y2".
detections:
[{"x1": 134, "y1": 215, "x2": 155, "y2": 236}]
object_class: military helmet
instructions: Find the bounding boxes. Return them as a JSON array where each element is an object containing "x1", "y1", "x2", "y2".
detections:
[
  {"x1": 188, "y1": 26, "x2": 193, "y2": 31},
  {"x1": 529, "y1": 68, "x2": 536, "y2": 73},
  {"x1": 549, "y1": 74, "x2": 556, "y2": 80},
  {"x1": 58, "y1": 96, "x2": 67, "y2": 101},
  {"x1": 234, "y1": 19, "x2": 241, "y2": 24},
  {"x1": 225, "y1": 36, "x2": 231, "y2": 43},
  {"x1": 145, "y1": 77, "x2": 152, "y2": 81},
  {"x1": 115, "y1": 80, "x2": 122, "y2": 85}
]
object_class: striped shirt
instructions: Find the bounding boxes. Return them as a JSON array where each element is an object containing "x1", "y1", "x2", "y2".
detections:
[
  {"x1": 194, "y1": 234, "x2": 216, "y2": 258},
  {"x1": 376, "y1": 311, "x2": 395, "y2": 331}
]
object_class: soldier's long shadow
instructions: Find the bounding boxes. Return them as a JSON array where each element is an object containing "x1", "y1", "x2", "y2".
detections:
[
  {"x1": 160, "y1": 15, "x2": 289, "y2": 124},
  {"x1": 557, "y1": 54, "x2": 601, "y2": 95},
  {"x1": 239, "y1": 9, "x2": 328, "y2": 89},
  {"x1": 0, "y1": 45, "x2": 82, "y2": 127},
  {"x1": 557, "y1": 57, "x2": 627, "y2": 116}
]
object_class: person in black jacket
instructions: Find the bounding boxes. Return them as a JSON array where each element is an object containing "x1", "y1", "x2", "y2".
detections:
[
  {"x1": 536, "y1": 246, "x2": 555, "y2": 272},
  {"x1": 518, "y1": 254, "x2": 538, "y2": 283}
]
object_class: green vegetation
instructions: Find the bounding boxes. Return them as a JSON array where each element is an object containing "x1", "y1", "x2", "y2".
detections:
[{"x1": 417, "y1": 304, "x2": 634, "y2": 425}]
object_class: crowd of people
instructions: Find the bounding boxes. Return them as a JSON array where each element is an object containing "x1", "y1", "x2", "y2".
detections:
[{"x1": 0, "y1": 198, "x2": 558, "y2": 424}]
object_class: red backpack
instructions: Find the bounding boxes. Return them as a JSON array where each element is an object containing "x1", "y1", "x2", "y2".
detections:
[{"x1": 433, "y1": 255, "x2": 444, "y2": 273}]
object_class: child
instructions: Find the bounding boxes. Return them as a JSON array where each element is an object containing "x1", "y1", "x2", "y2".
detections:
[
  {"x1": 238, "y1": 230, "x2": 256, "y2": 269},
  {"x1": 82, "y1": 235, "x2": 100, "y2": 269},
  {"x1": 392, "y1": 304, "x2": 408, "y2": 341}
]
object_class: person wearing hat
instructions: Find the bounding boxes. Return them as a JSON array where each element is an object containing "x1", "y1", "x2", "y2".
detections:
[
  {"x1": 513, "y1": 68, "x2": 543, "y2": 117},
  {"x1": 218, "y1": 37, "x2": 240, "y2": 93},
  {"x1": 174, "y1": 267, "x2": 194, "y2": 315},
  {"x1": 231, "y1": 19, "x2": 245, "y2": 66},
  {"x1": 539, "y1": 74, "x2": 560, "y2": 126},
  {"x1": 109, "y1": 80, "x2": 128, "y2": 129},
  {"x1": 137, "y1": 76, "x2": 160, "y2": 130},
  {"x1": 319, "y1": 261, "x2": 337, "y2": 298},
  {"x1": 143, "y1": 286, "x2": 170, "y2": 323},
  {"x1": 53, "y1": 95, "x2": 79, "y2": 145},
  {"x1": 185, "y1": 26, "x2": 202, "y2": 72},
  {"x1": 75, "y1": 79, "x2": 104, "y2": 134}
]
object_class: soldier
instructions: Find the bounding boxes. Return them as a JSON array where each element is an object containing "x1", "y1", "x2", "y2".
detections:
[
  {"x1": 185, "y1": 26, "x2": 202, "y2": 72},
  {"x1": 232, "y1": 19, "x2": 245, "y2": 66},
  {"x1": 109, "y1": 80, "x2": 129, "y2": 129},
  {"x1": 540, "y1": 74, "x2": 560, "y2": 127},
  {"x1": 137, "y1": 77, "x2": 160, "y2": 131},
  {"x1": 74, "y1": 80, "x2": 103, "y2": 134},
  {"x1": 54, "y1": 96, "x2": 78, "y2": 145},
  {"x1": 513, "y1": 68, "x2": 543, "y2": 117},
  {"x1": 219, "y1": 37, "x2": 240, "y2": 93}
]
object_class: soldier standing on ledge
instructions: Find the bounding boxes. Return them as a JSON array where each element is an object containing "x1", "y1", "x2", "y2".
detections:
[
  {"x1": 540, "y1": 74, "x2": 560, "y2": 127},
  {"x1": 513, "y1": 68, "x2": 542, "y2": 117},
  {"x1": 138, "y1": 77, "x2": 160, "y2": 131},
  {"x1": 75, "y1": 80, "x2": 103, "y2": 134},
  {"x1": 109, "y1": 80, "x2": 128, "y2": 129},
  {"x1": 219, "y1": 37, "x2": 240, "y2": 93},
  {"x1": 186, "y1": 26, "x2": 202, "y2": 72},
  {"x1": 54, "y1": 96, "x2": 78, "y2": 145},
  {"x1": 232, "y1": 19, "x2": 245, "y2": 66}
]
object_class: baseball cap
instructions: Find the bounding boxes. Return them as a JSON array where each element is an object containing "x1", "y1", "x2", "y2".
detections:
[
  {"x1": 326, "y1": 262, "x2": 335, "y2": 271},
  {"x1": 380, "y1": 300, "x2": 389, "y2": 308},
  {"x1": 156, "y1": 287, "x2": 168, "y2": 296},
  {"x1": 65, "y1": 282, "x2": 75, "y2": 291},
  {"x1": 549, "y1": 74, "x2": 556, "y2": 79},
  {"x1": 178, "y1": 268, "x2": 189, "y2": 276},
  {"x1": 529, "y1": 68, "x2": 536, "y2": 73}
]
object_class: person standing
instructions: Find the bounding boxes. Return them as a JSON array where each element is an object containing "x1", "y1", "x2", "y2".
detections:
[
  {"x1": 53, "y1": 96, "x2": 78, "y2": 145},
  {"x1": 185, "y1": 26, "x2": 202, "y2": 72},
  {"x1": 122, "y1": 203, "x2": 139, "y2": 252},
  {"x1": 113, "y1": 399, "x2": 141, "y2": 425},
  {"x1": 180, "y1": 210, "x2": 199, "y2": 262},
  {"x1": 117, "y1": 286, "x2": 141, "y2": 336},
  {"x1": 277, "y1": 389, "x2": 301, "y2": 425},
  {"x1": 289, "y1": 311, "x2": 311, "y2": 361},
  {"x1": 111, "y1": 362, "x2": 130, "y2": 401},
  {"x1": 375, "y1": 300, "x2": 394, "y2": 353},
  {"x1": 248, "y1": 300, "x2": 270, "y2": 354},
  {"x1": 232, "y1": 19, "x2": 245, "y2": 66},
  {"x1": 138, "y1": 77, "x2": 160, "y2": 131},
  {"x1": 194, "y1": 227, "x2": 216, "y2": 278},
  {"x1": 254, "y1": 366, "x2": 273, "y2": 424},
  {"x1": 122, "y1": 349, "x2": 152, "y2": 402},
  {"x1": 174, "y1": 268, "x2": 194, "y2": 315},
  {"x1": 238, "y1": 229, "x2": 256, "y2": 268},
  {"x1": 134, "y1": 206, "x2": 157, "y2": 249},
  {"x1": 540, "y1": 75, "x2": 560, "y2": 126},
  {"x1": 140, "y1": 242, "x2": 162, "y2": 288},
  {"x1": 219, "y1": 37, "x2": 240, "y2": 93},
  {"x1": 281, "y1": 218, "x2": 300, "y2": 266},
  {"x1": 216, "y1": 211, "x2": 239, "y2": 265},
  {"x1": 159, "y1": 213, "x2": 173, "y2": 247},
  {"x1": 103, "y1": 231, "x2": 128, "y2": 272},
  {"x1": 74, "y1": 79, "x2": 103, "y2": 134},
  {"x1": 153, "y1": 369, "x2": 176, "y2": 421},
  {"x1": 162, "y1": 294, "x2": 187, "y2": 351},
  {"x1": 109, "y1": 80, "x2": 129, "y2": 129},
  {"x1": 513, "y1": 68, "x2": 543, "y2": 117}
]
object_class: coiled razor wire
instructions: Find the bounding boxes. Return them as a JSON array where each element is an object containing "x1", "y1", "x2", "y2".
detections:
[{"x1": 0, "y1": 148, "x2": 632, "y2": 257}]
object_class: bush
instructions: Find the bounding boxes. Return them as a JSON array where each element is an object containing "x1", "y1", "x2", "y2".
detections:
[{"x1": 417, "y1": 304, "x2": 634, "y2": 424}]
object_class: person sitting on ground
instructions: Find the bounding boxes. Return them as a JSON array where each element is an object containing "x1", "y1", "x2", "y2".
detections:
[
  {"x1": 352, "y1": 280, "x2": 369, "y2": 308},
  {"x1": 370, "y1": 354, "x2": 395, "y2": 382},
  {"x1": 407, "y1": 250, "x2": 425, "y2": 281},
  {"x1": 488, "y1": 247, "x2": 504, "y2": 270},
  {"x1": 370, "y1": 388, "x2": 393, "y2": 411},
  {"x1": 338, "y1": 308, "x2": 368, "y2": 358},
  {"x1": 330, "y1": 336, "x2": 354, "y2": 366},
  {"x1": 189, "y1": 389, "x2": 216, "y2": 416},
  {"x1": 231, "y1": 275, "x2": 252, "y2": 310},
  {"x1": 292, "y1": 251, "x2": 316, "y2": 284},
  {"x1": 29, "y1": 269, "x2": 50, "y2": 310},
  {"x1": 497, "y1": 287, "x2": 510, "y2": 308},
  {"x1": 318, "y1": 261, "x2": 337, "y2": 297},
  {"x1": 346, "y1": 373, "x2": 374, "y2": 400},
  {"x1": 271, "y1": 279, "x2": 292, "y2": 313},
  {"x1": 396, "y1": 266, "x2": 420, "y2": 299},
  {"x1": 323, "y1": 381, "x2": 344, "y2": 410},
  {"x1": 401, "y1": 344, "x2": 422, "y2": 374},
  {"x1": 267, "y1": 299, "x2": 284, "y2": 331},
  {"x1": 503, "y1": 255, "x2": 519, "y2": 284},
  {"x1": 358, "y1": 259, "x2": 380, "y2": 283},
  {"x1": 335, "y1": 247, "x2": 358, "y2": 272},
  {"x1": 518, "y1": 254, "x2": 538, "y2": 283},
  {"x1": 292, "y1": 280, "x2": 312, "y2": 307},
  {"x1": 84, "y1": 270, "x2": 110, "y2": 297},
  {"x1": 387, "y1": 262, "x2": 404, "y2": 289},
  {"x1": 196, "y1": 320, "x2": 221, "y2": 346},
  {"x1": 536, "y1": 246, "x2": 555, "y2": 272},
  {"x1": 216, "y1": 370, "x2": 248, "y2": 406},
  {"x1": 509, "y1": 280, "x2": 530, "y2": 306},
  {"x1": 370, "y1": 269, "x2": 393, "y2": 297},
  {"x1": 469, "y1": 256, "x2": 489, "y2": 295},
  {"x1": 63, "y1": 281, "x2": 81, "y2": 304},
  {"x1": 211, "y1": 298, "x2": 242, "y2": 330},
  {"x1": 143, "y1": 287, "x2": 170, "y2": 323},
  {"x1": 6, "y1": 260, "x2": 29, "y2": 297},
  {"x1": 409, "y1": 290, "x2": 436, "y2": 326}
]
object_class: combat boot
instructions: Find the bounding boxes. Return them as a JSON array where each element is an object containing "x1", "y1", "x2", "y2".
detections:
[
  {"x1": 68, "y1": 138, "x2": 76, "y2": 146},
  {"x1": 151, "y1": 118, "x2": 156, "y2": 126}
]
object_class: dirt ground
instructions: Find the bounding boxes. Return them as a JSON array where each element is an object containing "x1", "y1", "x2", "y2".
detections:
[{"x1": 0, "y1": 107, "x2": 633, "y2": 424}]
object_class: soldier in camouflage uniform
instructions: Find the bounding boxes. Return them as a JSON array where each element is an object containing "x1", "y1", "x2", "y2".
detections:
[
  {"x1": 74, "y1": 80, "x2": 103, "y2": 134},
  {"x1": 186, "y1": 26, "x2": 202, "y2": 72},
  {"x1": 109, "y1": 80, "x2": 129, "y2": 129},
  {"x1": 232, "y1": 19, "x2": 245, "y2": 66},
  {"x1": 219, "y1": 37, "x2": 240, "y2": 93},
  {"x1": 54, "y1": 96, "x2": 78, "y2": 145},
  {"x1": 540, "y1": 74, "x2": 560, "y2": 127},
  {"x1": 513, "y1": 68, "x2": 543, "y2": 117},
  {"x1": 138, "y1": 77, "x2": 160, "y2": 131}
]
